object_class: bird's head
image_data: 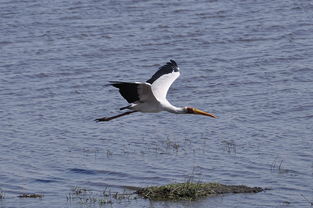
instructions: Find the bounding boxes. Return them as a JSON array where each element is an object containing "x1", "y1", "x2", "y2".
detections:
[{"x1": 184, "y1": 107, "x2": 217, "y2": 118}]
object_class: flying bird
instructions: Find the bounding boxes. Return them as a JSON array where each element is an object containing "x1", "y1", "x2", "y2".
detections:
[{"x1": 95, "y1": 60, "x2": 217, "y2": 122}]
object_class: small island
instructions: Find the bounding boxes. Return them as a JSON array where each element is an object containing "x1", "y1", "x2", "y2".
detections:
[{"x1": 136, "y1": 182, "x2": 263, "y2": 201}]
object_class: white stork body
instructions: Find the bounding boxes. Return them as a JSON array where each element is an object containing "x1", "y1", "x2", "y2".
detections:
[
  {"x1": 130, "y1": 84, "x2": 179, "y2": 113},
  {"x1": 95, "y1": 60, "x2": 217, "y2": 122}
]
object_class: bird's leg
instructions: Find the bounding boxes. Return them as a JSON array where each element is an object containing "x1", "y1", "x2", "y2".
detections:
[{"x1": 95, "y1": 111, "x2": 137, "y2": 122}]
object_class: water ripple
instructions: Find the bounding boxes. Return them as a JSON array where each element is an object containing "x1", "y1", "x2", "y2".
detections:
[{"x1": 1, "y1": 0, "x2": 313, "y2": 207}]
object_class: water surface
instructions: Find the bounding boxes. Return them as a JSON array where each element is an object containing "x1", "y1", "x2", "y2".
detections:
[{"x1": 1, "y1": 0, "x2": 313, "y2": 207}]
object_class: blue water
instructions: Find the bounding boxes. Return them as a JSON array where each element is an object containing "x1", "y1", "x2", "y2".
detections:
[{"x1": 1, "y1": 0, "x2": 313, "y2": 207}]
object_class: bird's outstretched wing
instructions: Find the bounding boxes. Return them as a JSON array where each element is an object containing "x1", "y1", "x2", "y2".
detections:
[
  {"x1": 110, "y1": 82, "x2": 140, "y2": 103},
  {"x1": 110, "y1": 81, "x2": 157, "y2": 104},
  {"x1": 146, "y1": 60, "x2": 180, "y2": 102}
]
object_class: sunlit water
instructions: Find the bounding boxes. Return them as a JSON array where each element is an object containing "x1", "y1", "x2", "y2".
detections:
[{"x1": 1, "y1": 0, "x2": 313, "y2": 207}]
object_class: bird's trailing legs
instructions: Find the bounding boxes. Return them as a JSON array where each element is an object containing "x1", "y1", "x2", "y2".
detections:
[{"x1": 95, "y1": 111, "x2": 137, "y2": 122}]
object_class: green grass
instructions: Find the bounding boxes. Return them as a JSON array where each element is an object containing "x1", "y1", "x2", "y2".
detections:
[
  {"x1": 66, "y1": 182, "x2": 263, "y2": 204},
  {"x1": 136, "y1": 182, "x2": 263, "y2": 201}
]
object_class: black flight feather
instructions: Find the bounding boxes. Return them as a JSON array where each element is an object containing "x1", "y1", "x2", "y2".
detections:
[
  {"x1": 146, "y1": 59, "x2": 179, "y2": 84},
  {"x1": 110, "y1": 81, "x2": 140, "y2": 103}
]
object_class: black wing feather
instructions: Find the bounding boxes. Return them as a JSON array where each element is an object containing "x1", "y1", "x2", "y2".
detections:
[
  {"x1": 146, "y1": 60, "x2": 179, "y2": 84},
  {"x1": 110, "y1": 82, "x2": 139, "y2": 103}
]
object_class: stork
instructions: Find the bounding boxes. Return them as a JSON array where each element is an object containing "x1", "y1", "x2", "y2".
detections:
[{"x1": 95, "y1": 60, "x2": 217, "y2": 122}]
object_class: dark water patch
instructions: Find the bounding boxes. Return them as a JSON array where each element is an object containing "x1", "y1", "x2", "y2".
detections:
[
  {"x1": 95, "y1": 170, "x2": 133, "y2": 178},
  {"x1": 68, "y1": 168, "x2": 97, "y2": 175},
  {"x1": 33, "y1": 178, "x2": 59, "y2": 184}
]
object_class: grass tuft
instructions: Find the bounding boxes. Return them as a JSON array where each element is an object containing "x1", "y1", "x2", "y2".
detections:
[
  {"x1": 66, "y1": 186, "x2": 136, "y2": 205},
  {"x1": 72, "y1": 186, "x2": 87, "y2": 195},
  {"x1": 136, "y1": 182, "x2": 263, "y2": 201},
  {"x1": 0, "y1": 189, "x2": 4, "y2": 199},
  {"x1": 18, "y1": 193, "x2": 43, "y2": 198}
]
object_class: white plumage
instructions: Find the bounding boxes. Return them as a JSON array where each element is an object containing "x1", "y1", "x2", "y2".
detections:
[
  {"x1": 95, "y1": 60, "x2": 217, "y2": 122},
  {"x1": 150, "y1": 70, "x2": 180, "y2": 104}
]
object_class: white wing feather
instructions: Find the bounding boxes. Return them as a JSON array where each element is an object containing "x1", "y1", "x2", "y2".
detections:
[{"x1": 150, "y1": 71, "x2": 180, "y2": 102}]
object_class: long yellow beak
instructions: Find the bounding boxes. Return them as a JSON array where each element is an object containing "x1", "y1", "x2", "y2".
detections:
[{"x1": 192, "y1": 108, "x2": 218, "y2": 118}]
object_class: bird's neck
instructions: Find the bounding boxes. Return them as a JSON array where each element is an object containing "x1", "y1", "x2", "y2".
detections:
[{"x1": 164, "y1": 105, "x2": 185, "y2": 114}]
